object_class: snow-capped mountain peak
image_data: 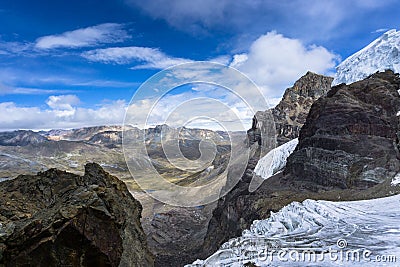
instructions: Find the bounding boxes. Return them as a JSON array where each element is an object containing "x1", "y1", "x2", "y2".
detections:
[{"x1": 333, "y1": 29, "x2": 400, "y2": 85}]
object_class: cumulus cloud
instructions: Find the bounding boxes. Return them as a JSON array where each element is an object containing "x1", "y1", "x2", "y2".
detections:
[
  {"x1": 35, "y1": 23, "x2": 129, "y2": 49},
  {"x1": 1, "y1": 91, "x2": 248, "y2": 131},
  {"x1": 0, "y1": 99, "x2": 127, "y2": 131},
  {"x1": 124, "y1": 82, "x2": 267, "y2": 131},
  {"x1": 46, "y1": 94, "x2": 80, "y2": 110},
  {"x1": 230, "y1": 32, "x2": 339, "y2": 98},
  {"x1": 82, "y1": 46, "x2": 192, "y2": 69}
]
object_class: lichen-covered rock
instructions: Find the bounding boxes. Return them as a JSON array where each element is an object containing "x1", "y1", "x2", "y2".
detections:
[
  {"x1": 0, "y1": 163, "x2": 154, "y2": 267},
  {"x1": 285, "y1": 70, "x2": 400, "y2": 189}
]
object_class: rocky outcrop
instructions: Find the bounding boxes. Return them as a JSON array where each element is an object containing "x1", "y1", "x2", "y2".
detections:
[
  {"x1": 199, "y1": 149, "x2": 262, "y2": 259},
  {"x1": 285, "y1": 70, "x2": 400, "y2": 189},
  {"x1": 248, "y1": 71, "x2": 333, "y2": 146},
  {"x1": 0, "y1": 163, "x2": 154, "y2": 267},
  {"x1": 199, "y1": 70, "x2": 400, "y2": 261},
  {"x1": 142, "y1": 204, "x2": 216, "y2": 267}
]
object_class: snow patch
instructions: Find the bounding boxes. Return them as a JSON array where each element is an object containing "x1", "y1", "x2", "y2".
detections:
[
  {"x1": 254, "y1": 138, "x2": 298, "y2": 180},
  {"x1": 392, "y1": 173, "x2": 400, "y2": 186}
]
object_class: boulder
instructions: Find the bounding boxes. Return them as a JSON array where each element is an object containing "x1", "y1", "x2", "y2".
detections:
[{"x1": 0, "y1": 163, "x2": 154, "y2": 267}]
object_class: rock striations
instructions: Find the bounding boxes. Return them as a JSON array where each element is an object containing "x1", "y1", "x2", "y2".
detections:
[
  {"x1": 0, "y1": 163, "x2": 154, "y2": 267},
  {"x1": 285, "y1": 70, "x2": 400, "y2": 189},
  {"x1": 199, "y1": 70, "x2": 400, "y2": 263}
]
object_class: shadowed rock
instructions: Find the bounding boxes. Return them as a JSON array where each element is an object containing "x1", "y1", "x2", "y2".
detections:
[
  {"x1": 199, "y1": 70, "x2": 400, "y2": 262},
  {"x1": 0, "y1": 163, "x2": 154, "y2": 267},
  {"x1": 285, "y1": 70, "x2": 400, "y2": 189}
]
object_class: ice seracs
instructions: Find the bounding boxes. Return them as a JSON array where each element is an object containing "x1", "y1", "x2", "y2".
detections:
[
  {"x1": 188, "y1": 194, "x2": 400, "y2": 266},
  {"x1": 254, "y1": 138, "x2": 298, "y2": 180},
  {"x1": 333, "y1": 29, "x2": 400, "y2": 85}
]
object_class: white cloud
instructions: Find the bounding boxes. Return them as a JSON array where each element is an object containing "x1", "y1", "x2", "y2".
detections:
[
  {"x1": 35, "y1": 23, "x2": 129, "y2": 49},
  {"x1": 372, "y1": 28, "x2": 389, "y2": 33},
  {"x1": 0, "y1": 99, "x2": 127, "y2": 131},
  {"x1": 124, "y1": 83, "x2": 267, "y2": 131},
  {"x1": 0, "y1": 82, "x2": 72, "y2": 95},
  {"x1": 126, "y1": 0, "x2": 397, "y2": 44},
  {"x1": 230, "y1": 32, "x2": 339, "y2": 98},
  {"x1": 207, "y1": 55, "x2": 232, "y2": 65},
  {"x1": 230, "y1": 54, "x2": 248, "y2": 68},
  {"x1": 0, "y1": 40, "x2": 32, "y2": 55},
  {"x1": 82, "y1": 46, "x2": 192, "y2": 69},
  {"x1": 46, "y1": 94, "x2": 80, "y2": 110}
]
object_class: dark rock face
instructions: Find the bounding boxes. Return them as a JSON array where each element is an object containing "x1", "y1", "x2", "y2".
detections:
[
  {"x1": 143, "y1": 204, "x2": 216, "y2": 267},
  {"x1": 199, "y1": 70, "x2": 400, "y2": 261},
  {"x1": 0, "y1": 163, "x2": 154, "y2": 267},
  {"x1": 199, "y1": 150, "x2": 262, "y2": 258},
  {"x1": 0, "y1": 130, "x2": 48, "y2": 146},
  {"x1": 248, "y1": 71, "x2": 333, "y2": 146},
  {"x1": 204, "y1": 72, "x2": 333, "y2": 259},
  {"x1": 285, "y1": 70, "x2": 400, "y2": 189}
]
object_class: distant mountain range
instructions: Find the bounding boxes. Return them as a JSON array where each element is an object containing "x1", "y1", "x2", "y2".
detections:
[
  {"x1": 0, "y1": 125, "x2": 230, "y2": 147},
  {"x1": 0, "y1": 125, "x2": 232, "y2": 189}
]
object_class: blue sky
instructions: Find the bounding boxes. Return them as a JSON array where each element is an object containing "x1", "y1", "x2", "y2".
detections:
[{"x1": 0, "y1": 0, "x2": 399, "y2": 130}]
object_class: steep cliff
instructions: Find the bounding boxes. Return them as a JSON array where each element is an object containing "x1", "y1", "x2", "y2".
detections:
[
  {"x1": 248, "y1": 71, "x2": 333, "y2": 146},
  {"x1": 285, "y1": 70, "x2": 400, "y2": 189},
  {"x1": 199, "y1": 70, "x2": 400, "y2": 262}
]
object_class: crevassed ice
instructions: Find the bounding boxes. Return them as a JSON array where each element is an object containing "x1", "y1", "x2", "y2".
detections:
[
  {"x1": 254, "y1": 138, "x2": 298, "y2": 180},
  {"x1": 188, "y1": 194, "x2": 400, "y2": 266}
]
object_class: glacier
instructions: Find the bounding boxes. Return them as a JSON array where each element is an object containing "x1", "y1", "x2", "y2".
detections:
[
  {"x1": 254, "y1": 138, "x2": 298, "y2": 180},
  {"x1": 333, "y1": 29, "x2": 400, "y2": 85},
  {"x1": 188, "y1": 194, "x2": 400, "y2": 266}
]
